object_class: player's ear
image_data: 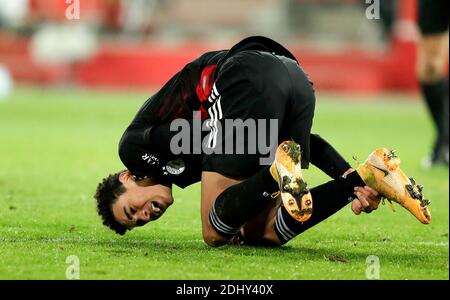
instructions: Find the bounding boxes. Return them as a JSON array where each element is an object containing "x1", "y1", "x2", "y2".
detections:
[{"x1": 118, "y1": 170, "x2": 132, "y2": 183}]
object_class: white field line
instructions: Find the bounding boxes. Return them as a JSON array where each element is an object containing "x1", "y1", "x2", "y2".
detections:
[{"x1": 414, "y1": 242, "x2": 448, "y2": 247}]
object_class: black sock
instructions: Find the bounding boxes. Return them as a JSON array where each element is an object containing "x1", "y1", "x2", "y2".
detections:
[
  {"x1": 440, "y1": 78, "x2": 449, "y2": 147},
  {"x1": 274, "y1": 171, "x2": 365, "y2": 244},
  {"x1": 420, "y1": 79, "x2": 449, "y2": 152},
  {"x1": 209, "y1": 166, "x2": 279, "y2": 237}
]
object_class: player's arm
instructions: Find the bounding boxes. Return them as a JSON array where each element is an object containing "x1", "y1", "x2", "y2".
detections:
[
  {"x1": 309, "y1": 133, "x2": 351, "y2": 179},
  {"x1": 118, "y1": 127, "x2": 169, "y2": 182},
  {"x1": 309, "y1": 134, "x2": 381, "y2": 213}
]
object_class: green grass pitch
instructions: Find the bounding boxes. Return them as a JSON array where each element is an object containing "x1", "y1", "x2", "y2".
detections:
[{"x1": 0, "y1": 87, "x2": 448, "y2": 279}]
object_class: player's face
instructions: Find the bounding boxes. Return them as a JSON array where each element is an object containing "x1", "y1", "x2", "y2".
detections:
[{"x1": 112, "y1": 171, "x2": 174, "y2": 230}]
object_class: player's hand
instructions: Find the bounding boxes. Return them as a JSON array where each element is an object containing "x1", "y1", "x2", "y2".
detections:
[
  {"x1": 351, "y1": 186, "x2": 381, "y2": 215},
  {"x1": 340, "y1": 169, "x2": 381, "y2": 215}
]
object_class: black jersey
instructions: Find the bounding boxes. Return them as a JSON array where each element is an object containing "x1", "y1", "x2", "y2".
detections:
[
  {"x1": 118, "y1": 49, "x2": 226, "y2": 188},
  {"x1": 118, "y1": 36, "x2": 350, "y2": 188}
]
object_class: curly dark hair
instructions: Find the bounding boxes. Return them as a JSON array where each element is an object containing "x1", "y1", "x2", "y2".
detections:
[{"x1": 94, "y1": 171, "x2": 129, "y2": 235}]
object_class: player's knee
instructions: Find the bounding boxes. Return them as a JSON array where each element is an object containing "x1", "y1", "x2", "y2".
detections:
[
  {"x1": 202, "y1": 226, "x2": 229, "y2": 247},
  {"x1": 419, "y1": 59, "x2": 445, "y2": 82},
  {"x1": 202, "y1": 233, "x2": 227, "y2": 247},
  {"x1": 418, "y1": 46, "x2": 447, "y2": 82},
  {"x1": 259, "y1": 236, "x2": 284, "y2": 247},
  {"x1": 262, "y1": 228, "x2": 284, "y2": 246}
]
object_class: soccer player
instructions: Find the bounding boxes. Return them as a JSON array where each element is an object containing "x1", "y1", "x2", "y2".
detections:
[
  {"x1": 417, "y1": 0, "x2": 449, "y2": 167},
  {"x1": 94, "y1": 36, "x2": 431, "y2": 247}
]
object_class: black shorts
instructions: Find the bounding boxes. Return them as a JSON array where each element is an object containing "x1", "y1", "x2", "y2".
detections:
[
  {"x1": 201, "y1": 50, "x2": 316, "y2": 179},
  {"x1": 418, "y1": 0, "x2": 449, "y2": 35}
]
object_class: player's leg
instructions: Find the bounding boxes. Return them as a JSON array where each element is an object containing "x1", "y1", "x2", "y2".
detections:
[
  {"x1": 242, "y1": 138, "x2": 366, "y2": 245},
  {"x1": 417, "y1": 34, "x2": 449, "y2": 163},
  {"x1": 200, "y1": 171, "x2": 241, "y2": 247},
  {"x1": 202, "y1": 138, "x2": 363, "y2": 246},
  {"x1": 203, "y1": 140, "x2": 318, "y2": 247},
  {"x1": 201, "y1": 168, "x2": 279, "y2": 247},
  {"x1": 417, "y1": 0, "x2": 449, "y2": 166},
  {"x1": 242, "y1": 171, "x2": 366, "y2": 245},
  {"x1": 244, "y1": 148, "x2": 432, "y2": 245},
  {"x1": 417, "y1": 34, "x2": 448, "y2": 82}
]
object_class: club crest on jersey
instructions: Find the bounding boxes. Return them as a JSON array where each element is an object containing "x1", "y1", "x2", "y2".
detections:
[
  {"x1": 142, "y1": 153, "x2": 159, "y2": 165},
  {"x1": 165, "y1": 159, "x2": 185, "y2": 175}
]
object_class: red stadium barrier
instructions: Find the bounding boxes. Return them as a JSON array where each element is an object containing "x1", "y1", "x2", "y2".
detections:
[
  {"x1": 0, "y1": 0, "x2": 436, "y2": 93},
  {"x1": 0, "y1": 34, "x2": 419, "y2": 92},
  {"x1": 73, "y1": 42, "x2": 208, "y2": 88},
  {"x1": 71, "y1": 40, "x2": 418, "y2": 92},
  {"x1": 0, "y1": 33, "x2": 66, "y2": 84}
]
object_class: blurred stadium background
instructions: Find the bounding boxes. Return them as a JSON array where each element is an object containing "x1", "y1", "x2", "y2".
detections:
[
  {"x1": 0, "y1": 0, "x2": 448, "y2": 280},
  {"x1": 0, "y1": 0, "x2": 420, "y2": 92}
]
